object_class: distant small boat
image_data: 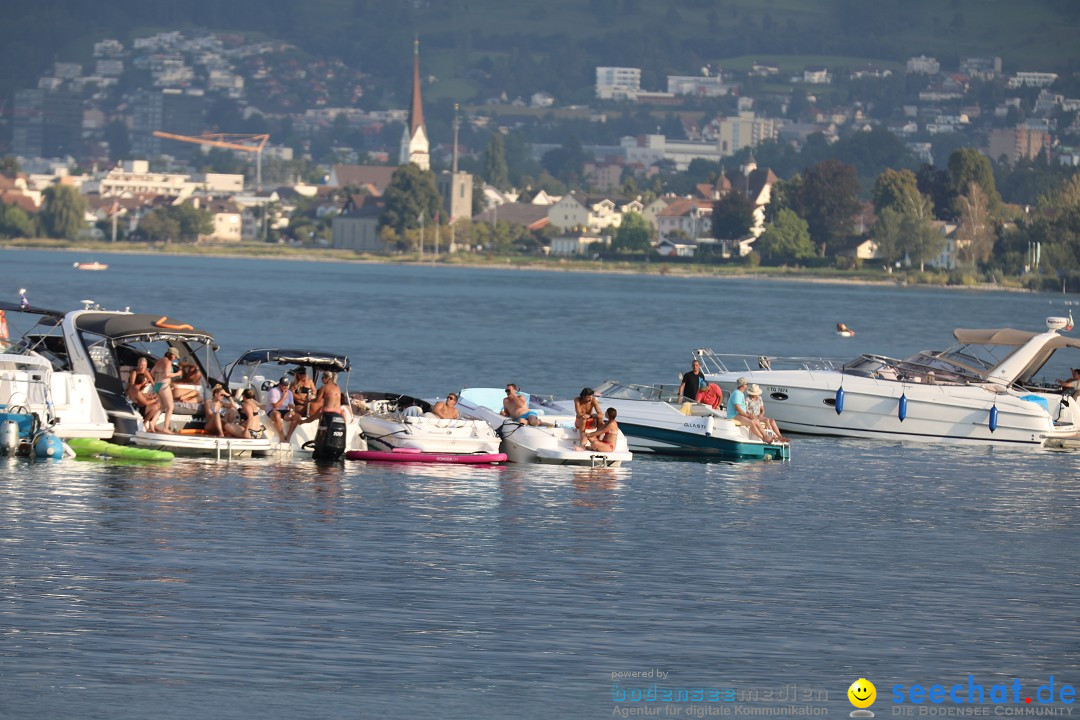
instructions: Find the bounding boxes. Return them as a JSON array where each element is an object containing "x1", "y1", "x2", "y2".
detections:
[{"x1": 73, "y1": 261, "x2": 108, "y2": 271}]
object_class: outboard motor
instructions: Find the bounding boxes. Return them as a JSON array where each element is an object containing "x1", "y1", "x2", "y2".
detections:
[
  {"x1": 312, "y1": 412, "x2": 347, "y2": 462},
  {"x1": 0, "y1": 419, "x2": 18, "y2": 456}
]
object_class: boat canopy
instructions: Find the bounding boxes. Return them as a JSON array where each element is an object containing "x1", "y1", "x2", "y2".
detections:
[
  {"x1": 230, "y1": 349, "x2": 350, "y2": 372},
  {"x1": 73, "y1": 312, "x2": 215, "y2": 342},
  {"x1": 952, "y1": 328, "x2": 1043, "y2": 346},
  {"x1": 0, "y1": 300, "x2": 64, "y2": 324}
]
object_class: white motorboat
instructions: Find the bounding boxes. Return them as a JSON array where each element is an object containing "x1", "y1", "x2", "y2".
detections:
[
  {"x1": 353, "y1": 391, "x2": 501, "y2": 455},
  {"x1": 571, "y1": 380, "x2": 789, "y2": 461},
  {"x1": 224, "y1": 349, "x2": 367, "y2": 460},
  {"x1": 13, "y1": 300, "x2": 272, "y2": 457},
  {"x1": 0, "y1": 303, "x2": 116, "y2": 440},
  {"x1": 456, "y1": 387, "x2": 633, "y2": 466},
  {"x1": 697, "y1": 316, "x2": 1080, "y2": 446}
]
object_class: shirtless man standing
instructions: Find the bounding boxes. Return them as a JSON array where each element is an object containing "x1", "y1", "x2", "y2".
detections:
[
  {"x1": 431, "y1": 393, "x2": 460, "y2": 419},
  {"x1": 502, "y1": 383, "x2": 540, "y2": 426},
  {"x1": 306, "y1": 371, "x2": 343, "y2": 425},
  {"x1": 150, "y1": 348, "x2": 183, "y2": 433}
]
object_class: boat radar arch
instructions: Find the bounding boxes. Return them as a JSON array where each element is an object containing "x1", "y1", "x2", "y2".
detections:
[{"x1": 1047, "y1": 316, "x2": 1070, "y2": 332}]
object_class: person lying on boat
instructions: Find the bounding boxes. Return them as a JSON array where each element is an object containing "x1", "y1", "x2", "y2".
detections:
[
  {"x1": 304, "y1": 371, "x2": 343, "y2": 425},
  {"x1": 582, "y1": 407, "x2": 619, "y2": 453},
  {"x1": 502, "y1": 383, "x2": 542, "y2": 426},
  {"x1": 574, "y1": 387, "x2": 603, "y2": 444},
  {"x1": 291, "y1": 367, "x2": 317, "y2": 415},
  {"x1": 745, "y1": 384, "x2": 789, "y2": 444},
  {"x1": 126, "y1": 356, "x2": 160, "y2": 430},
  {"x1": 227, "y1": 388, "x2": 266, "y2": 439},
  {"x1": 150, "y1": 348, "x2": 183, "y2": 434},
  {"x1": 204, "y1": 384, "x2": 247, "y2": 439},
  {"x1": 172, "y1": 362, "x2": 204, "y2": 403},
  {"x1": 266, "y1": 376, "x2": 301, "y2": 443},
  {"x1": 431, "y1": 393, "x2": 460, "y2": 420},
  {"x1": 726, "y1": 377, "x2": 768, "y2": 443},
  {"x1": 678, "y1": 359, "x2": 724, "y2": 409}
]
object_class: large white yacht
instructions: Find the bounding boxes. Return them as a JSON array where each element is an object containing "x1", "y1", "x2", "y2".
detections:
[{"x1": 698, "y1": 317, "x2": 1080, "y2": 446}]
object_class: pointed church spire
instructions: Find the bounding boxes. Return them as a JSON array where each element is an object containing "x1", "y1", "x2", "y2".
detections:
[
  {"x1": 401, "y1": 35, "x2": 430, "y2": 170},
  {"x1": 409, "y1": 35, "x2": 425, "y2": 139}
]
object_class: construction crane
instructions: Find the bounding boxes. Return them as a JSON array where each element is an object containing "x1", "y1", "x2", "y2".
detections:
[{"x1": 152, "y1": 131, "x2": 270, "y2": 190}]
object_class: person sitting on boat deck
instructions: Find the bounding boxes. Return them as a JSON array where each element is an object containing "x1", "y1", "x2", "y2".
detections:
[
  {"x1": 290, "y1": 367, "x2": 317, "y2": 415},
  {"x1": 574, "y1": 387, "x2": 603, "y2": 444},
  {"x1": 266, "y1": 376, "x2": 300, "y2": 442},
  {"x1": 583, "y1": 407, "x2": 620, "y2": 453},
  {"x1": 678, "y1": 359, "x2": 723, "y2": 408},
  {"x1": 431, "y1": 393, "x2": 460, "y2": 420},
  {"x1": 727, "y1": 377, "x2": 768, "y2": 442},
  {"x1": 502, "y1": 383, "x2": 542, "y2": 426},
  {"x1": 226, "y1": 388, "x2": 265, "y2": 439},
  {"x1": 204, "y1": 384, "x2": 246, "y2": 439},
  {"x1": 745, "y1": 384, "x2": 789, "y2": 444},
  {"x1": 150, "y1": 348, "x2": 184, "y2": 434},
  {"x1": 126, "y1": 356, "x2": 160, "y2": 430},
  {"x1": 304, "y1": 371, "x2": 343, "y2": 425},
  {"x1": 172, "y1": 361, "x2": 204, "y2": 404}
]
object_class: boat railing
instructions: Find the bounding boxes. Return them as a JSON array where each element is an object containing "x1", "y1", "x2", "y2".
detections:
[{"x1": 693, "y1": 348, "x2": 846, "y2": 374}]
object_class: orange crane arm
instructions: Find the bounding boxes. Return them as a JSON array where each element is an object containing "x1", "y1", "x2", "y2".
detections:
[{"x1": 152, "y1": 131, "x2": 270, "y2": 153}]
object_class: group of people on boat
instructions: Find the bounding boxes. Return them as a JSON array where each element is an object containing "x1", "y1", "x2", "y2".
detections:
[
  {"x1": 677, "y1": 360, "x2": 788, "y2": 444},
  {"x1": 494, "y1": 383, "x2": 619, "y2": 452},
  {"x1": 125, "y1": 351, "x2": 345, "y2": 440}
]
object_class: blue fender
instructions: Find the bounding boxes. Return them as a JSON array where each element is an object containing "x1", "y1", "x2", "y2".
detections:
[
  {"x1": 835, "y1": 386, "x2": 845, "y2": 415},
  {"x1": 989, "y1": 404, "x2": 999, "y2": 433},
  {"x1": 898, "y1": 393, "x2": 908, "y2": 422}
]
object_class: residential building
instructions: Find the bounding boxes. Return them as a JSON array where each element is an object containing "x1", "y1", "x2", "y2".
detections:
[
  {"x1": 703, "y1": 112, "x2": 782, "y2": 156},
  {"x1": 906, "y1": 55, "x2": 941, "y2": 75},
  {"x1": 595, "y1": 67, "x2": 641, "y2": 100},
  {"x1": 547, "y1": 192, "x2": 643, "y2": 233},
  {"x1": 667, "y1": 74, "x2": 732, "y2": 97},
  {"x1": 549, "y1": 232, "x2": 610, "y2": 257},
  {"x1": 331, "y1": 195, "x2": 386, "y2": 252},
  {"x1": 131, "y1": 88, "x2": 205, "y2": 158},
  {"x1": 803, "y1": 67, "x2": 831, "y2": 84},
  {"x1": 328, "y1": 164, "x2": 397, "y2": 194},
  {"x1": 473, "y1": 203, "x2": 550, "y2": 231},
  {"x1": 1007, "y1": 72, "x2": 1058, "y2": 88},
  {"x1": 987, "y1": 121, "x2": 1053, "y2": 164}
]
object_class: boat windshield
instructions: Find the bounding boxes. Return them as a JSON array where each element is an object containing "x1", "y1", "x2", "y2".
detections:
[
  {"x1": 594, "y1": 381, "x2": 681, "y2": 401},
  {"x1": 928, "y1": 342, "x2": 1019, "y2": 376}
]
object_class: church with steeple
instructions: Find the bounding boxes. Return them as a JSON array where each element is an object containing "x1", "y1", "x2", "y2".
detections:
[{"x1": 400, "y1": 36, "x2": 430, "y2": 170}]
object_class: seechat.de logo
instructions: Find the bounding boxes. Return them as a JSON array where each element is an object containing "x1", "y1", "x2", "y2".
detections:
[{"x1": 849, "y1": 678, "x2": 878, "y2": 718}]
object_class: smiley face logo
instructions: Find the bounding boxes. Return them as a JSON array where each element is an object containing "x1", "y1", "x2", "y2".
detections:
[{"x1": 848, "y1": 678, "x2": 877, "y2": 709}]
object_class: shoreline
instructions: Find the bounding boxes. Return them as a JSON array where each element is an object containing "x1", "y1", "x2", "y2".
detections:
[{"x1": 2, "y1": 240, "x2": 1037, "y2": 293}]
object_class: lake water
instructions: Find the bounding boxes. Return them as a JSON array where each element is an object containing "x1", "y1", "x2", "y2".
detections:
[{"x1": 2, "y1": 249, "x2": 1079, "y2": 719}]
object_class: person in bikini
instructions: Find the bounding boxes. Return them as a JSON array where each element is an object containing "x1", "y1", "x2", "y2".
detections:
[
  {"x1": 225, "y1": 388, "x2": 265, "y2": 439},
  {"x1": 291, "y1": 367, "x2": 317, "y2": 416},
  {"x1": 204, "y1": 385, "x2": 245, "y2": 438},
  {"x1": 583, "y1": 407, "x2": 620, "y2": 452},
  {"x1": 150, "y1": 348, "x2": 183, "y2": 433},
  {"x1": 126, "y1": 357, "x2": 160, "y2": 430},
  {"x1": 431, "y1": 393, "x2": 460, "y2": 420},
  {"x1": 502, "y1": 383, "x2": 541, "y2": 426},
  {"x1": 172, "y1": 362, "x2": 203, "y2": 404},
  {"x1": 574, "y1": 387, "x2": 603, "y2": 445}
]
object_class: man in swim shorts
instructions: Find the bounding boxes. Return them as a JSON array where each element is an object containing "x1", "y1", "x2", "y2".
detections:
[{"x1": 502, "y1": 383, "x2": 541, "y2": 426}]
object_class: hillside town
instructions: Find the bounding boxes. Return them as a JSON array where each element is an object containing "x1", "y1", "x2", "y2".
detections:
[{"x1": 2, "y1": 29, "x2": 1080, "y2": 284}]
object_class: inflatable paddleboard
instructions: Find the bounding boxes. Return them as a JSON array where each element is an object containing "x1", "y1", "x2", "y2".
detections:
[{"x1": 346, "y1": 449, "x2": 507, "y2": 464}]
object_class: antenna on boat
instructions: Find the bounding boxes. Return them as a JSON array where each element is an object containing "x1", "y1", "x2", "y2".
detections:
[{"x1": 80, "y1": 299, "x2": 95, "y2": 310}]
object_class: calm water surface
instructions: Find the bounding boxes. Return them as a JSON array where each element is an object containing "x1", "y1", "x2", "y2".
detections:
[{"x1": 1, "y1": 249, "x2": 1078, "y2": 719}]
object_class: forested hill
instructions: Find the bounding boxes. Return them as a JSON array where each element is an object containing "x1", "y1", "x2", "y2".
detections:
[{"x1": 2, "y1": 0, "x2": 1078, "y2": 106}]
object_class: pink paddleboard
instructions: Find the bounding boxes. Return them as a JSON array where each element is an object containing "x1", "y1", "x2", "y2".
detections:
[{"x1": 345, "y1": 450, "x2": 507, "y2": 464}]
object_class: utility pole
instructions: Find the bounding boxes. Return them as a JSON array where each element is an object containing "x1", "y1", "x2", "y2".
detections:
[{"x1": 418, "y1": 210, "x2": 424, "y2": 262}]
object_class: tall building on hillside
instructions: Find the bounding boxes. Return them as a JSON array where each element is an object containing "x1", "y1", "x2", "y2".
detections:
[
  {"x1": 131, "y1": 88, "x2": 205, "y2": 158},
  {"x1": 399, "y1": 37, "x2": 430, "y2": 170}
]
